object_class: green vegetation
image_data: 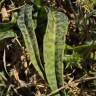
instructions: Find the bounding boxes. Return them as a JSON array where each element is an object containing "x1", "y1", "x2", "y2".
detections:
[{"x1": 0, "y1": 0, "x2": 96, "y2": 96}]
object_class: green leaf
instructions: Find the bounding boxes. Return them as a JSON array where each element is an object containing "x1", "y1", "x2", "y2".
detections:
[
  {"x1": 44, "y1": 9, "x2": 57, "y2": 92},
  {"x1": 24, "y1": 4, "x2": 47, "y2": 81},
  {"x1": 54, "y1": 11, "x2": 68, "y2": 96},
  {"x1": 17, "y1": 5, "x2": 46, "y2": 80},
  {"x1": 44, "y1": 9, "x2": 68, "y2": 96},
  {"x1": 0, "y1": 29, "x2": 16, "y2": 41},
  {"x1": 34, "y1": 0, "x2": 41, "y2": 8}
]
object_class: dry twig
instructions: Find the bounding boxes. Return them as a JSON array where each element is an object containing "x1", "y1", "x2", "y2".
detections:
[
  {"x1": 47, "y1": 76, "x2": 96, "y2": 96},
  {"x1": 0, "y1": 4, "x2": 26, "y2": 14}
]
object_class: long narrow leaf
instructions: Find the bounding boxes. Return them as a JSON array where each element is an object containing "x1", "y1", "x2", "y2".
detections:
[
  {"x1": 24, "y1": 4, "x2": 47, "y2": 81},
  {"x1": 17, "y1": 5, "x2": 44, "y2": 79},
  {"x1": 44, "y1": 9, "x2": 57, "y2": 92},
  {"x1": 55, "y1": 11, "x2": 68, "y2": 96},
  {"x1": 0, "y1": 29, "x2": 16, "y2": 41},
  {"x1": 44, "y1": 9, "x2": 68, "y2": 96}
]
